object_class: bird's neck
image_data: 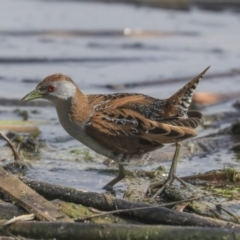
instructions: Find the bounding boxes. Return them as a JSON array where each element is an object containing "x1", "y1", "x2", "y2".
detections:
[{"x1": 54, "y1": 88, "x2": 92, "y2": 124}]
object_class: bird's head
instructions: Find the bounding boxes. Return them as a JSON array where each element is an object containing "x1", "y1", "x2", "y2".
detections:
[{"x1": 21, "y1": 74, "x2": 77, "y2": 103}]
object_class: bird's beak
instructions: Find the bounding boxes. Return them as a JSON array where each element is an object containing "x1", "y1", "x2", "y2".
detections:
[{"x1": 20, "y1": 89, "x2": 43, "y2": 102}]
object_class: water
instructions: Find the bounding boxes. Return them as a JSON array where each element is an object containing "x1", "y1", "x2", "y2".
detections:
[{"x1": 0, "y1": 0, "x2": 240, "y2": 193}]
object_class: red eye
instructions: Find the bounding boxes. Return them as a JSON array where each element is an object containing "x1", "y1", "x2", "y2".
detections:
[{"x1": 47, "y1": 85, "x2": 56, "y2": 92}]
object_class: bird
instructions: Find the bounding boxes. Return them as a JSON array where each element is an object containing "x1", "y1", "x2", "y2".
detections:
[{"x1": 21, "y1": 66, "x2": 210, "y2": 197}]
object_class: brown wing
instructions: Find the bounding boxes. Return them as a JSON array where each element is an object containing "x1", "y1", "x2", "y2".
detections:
[
  {"x1": 88, "y1": 93, "x2": 167, "y2": 121},
  {"x1": 85, "y1": 108, "x2": 200, "y2": 155}
]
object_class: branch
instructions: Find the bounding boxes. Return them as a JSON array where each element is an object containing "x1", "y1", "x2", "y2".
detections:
[
  {"x1": 0, "y1": 132, "x2": 20, "y2": 161},
  {"x1": 20, "y1": 176, "x2": 240, "y2": 229}
]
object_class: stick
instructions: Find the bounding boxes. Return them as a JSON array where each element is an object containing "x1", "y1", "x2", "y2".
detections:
[
  {"x1": 0, "y1": 132, "x2": 20, "y2": 161},
  {"x1": 75, "y1": 194, "x2": 210, "y2": 221},
  {"x1": 20, "y1": 177, "x2": 240, "y2": 229}
]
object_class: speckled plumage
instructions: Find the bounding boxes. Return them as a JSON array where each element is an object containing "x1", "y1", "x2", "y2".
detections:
[{"x1": 21, "y1": 66, "x2": 210, "y2": 193}]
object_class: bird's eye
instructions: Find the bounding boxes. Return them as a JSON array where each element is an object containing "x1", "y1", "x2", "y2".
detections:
[{"x1": 47, "y1": 85, "x2": 56, "y2": 92}]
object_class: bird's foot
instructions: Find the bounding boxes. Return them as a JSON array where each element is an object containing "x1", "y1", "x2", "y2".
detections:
[
  {"x1": 102, "y1": 184, "x2": 116, "y2": 196},
  {"x1": 102, "y1": 164, "x2": 125, "y2": 191},
  {"x1": 103, "y1": 183, "x2": 112, "y2": 190},
  {"x1": 146, "y1": 174, "x2": 189, "y2": 199},
  {"x1": 146, "y1": 175, "x2": 175, "y2": 199}
]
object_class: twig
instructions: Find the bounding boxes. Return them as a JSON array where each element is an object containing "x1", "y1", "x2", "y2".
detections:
[
  {"x1": 75, "y1": 194, "x2": 209, "y2": 221},
  {"x1": 0, "y1": 132, "x2": 21, "y2": 161},
  {"x1": 216, "y1": 204, "x2": 240, "y2": 223},
  {"x1": 1, "y1": 220, "x2": 240, "y2": 240},
  {"x1": 21, "y1": 177, "x2": 240, "y2": 228},
  {"x1": 0, "y1": 167, "x2": 72, "y2": 222},
  {"x1": 2, "y1": 214, "x2": 35, "y2": 226}
]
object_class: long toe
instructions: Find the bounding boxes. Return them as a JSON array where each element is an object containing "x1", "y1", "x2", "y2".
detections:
[
  {"x1": 146, "y1": 174, "x2": 175, "y2": 198},
  {"x1": 150, "y1": 178, "x2": 173, "y2": 199},
  {"x1": 103, "y1": 183, "x2": 114, "y2": 190}
]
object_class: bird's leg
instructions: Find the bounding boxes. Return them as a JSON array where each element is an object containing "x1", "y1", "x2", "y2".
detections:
[
  {"x1": 147, "y1": 142, "x2": 182, "y2": 198},
  {"x1": 103, "y1": 164, "x2": 125, "y2": 189}
]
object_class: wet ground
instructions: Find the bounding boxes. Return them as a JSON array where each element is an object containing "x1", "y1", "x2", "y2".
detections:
[{"x1": 0, "y1": 0, "x2": 240, "y2": 194}]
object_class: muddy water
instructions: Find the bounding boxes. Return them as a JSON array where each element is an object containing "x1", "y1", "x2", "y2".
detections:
[{"x1": 0, "y1": 0, "x2": 240, "y2": 193}]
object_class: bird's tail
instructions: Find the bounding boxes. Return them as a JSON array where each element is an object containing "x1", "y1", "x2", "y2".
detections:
[{"x1": 163, "y1": 66, "x2": 210, "y2": 118}]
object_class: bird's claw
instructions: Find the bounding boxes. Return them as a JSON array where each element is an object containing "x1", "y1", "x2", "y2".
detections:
[{"x1": 146, "y1": 175, "x2": 175, "y2": 199}]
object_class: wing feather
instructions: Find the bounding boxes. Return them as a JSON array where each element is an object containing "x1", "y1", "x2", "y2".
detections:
[{"x1": 86, "y1": 108, "x2": 200, "y2": 155}]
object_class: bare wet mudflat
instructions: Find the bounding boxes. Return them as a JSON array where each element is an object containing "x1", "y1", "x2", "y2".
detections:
[{"x1": 0, "y1": 0, "x2": 240, "y2": 195}]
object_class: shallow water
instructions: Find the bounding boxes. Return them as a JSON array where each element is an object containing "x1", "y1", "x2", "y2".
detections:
[{"x1": 0, "y1": 0, "x2": 240, "y2": 193}]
